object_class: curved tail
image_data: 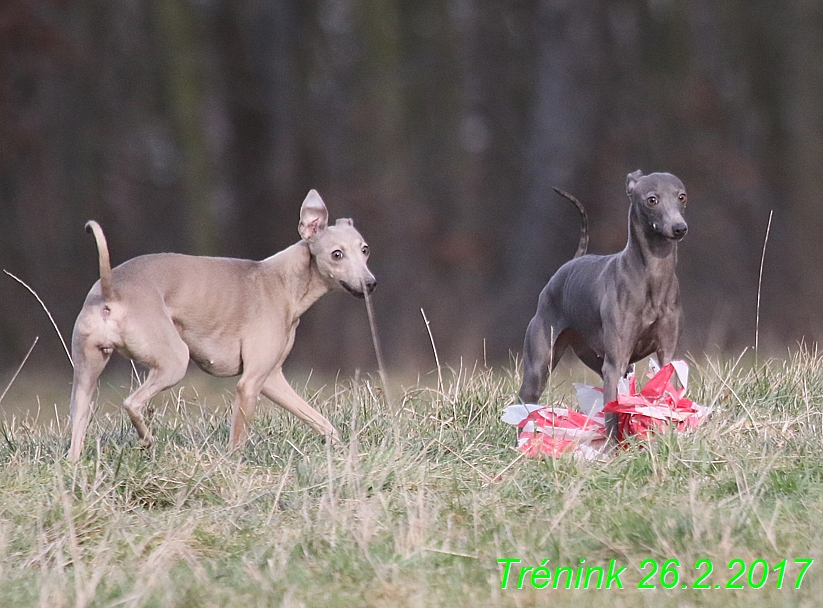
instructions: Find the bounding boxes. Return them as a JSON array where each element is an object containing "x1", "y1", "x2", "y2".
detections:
[
  {"x1": 85, "y1": 221, "x2": 114, "y2": 300},
  {"x1": 552, "y1": 187, "x2": 589, "y2": 258}
]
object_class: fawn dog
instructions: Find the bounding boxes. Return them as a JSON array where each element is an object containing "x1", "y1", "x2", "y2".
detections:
[{"x1": 68, "y1": 190, "x2": 375, "y2": 460}]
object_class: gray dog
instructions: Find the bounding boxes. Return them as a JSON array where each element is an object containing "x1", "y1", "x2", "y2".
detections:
[{"x1": 519, "y1": 170, "x2": 688, "y2": 440}]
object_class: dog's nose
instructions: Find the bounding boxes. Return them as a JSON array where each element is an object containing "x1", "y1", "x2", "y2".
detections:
[
  {"x1": 364, "y1": 277, "x2": 377, "y2": 293},
  {"x1": 672, "y1": 223, "x2": 688, "y2": 240}
]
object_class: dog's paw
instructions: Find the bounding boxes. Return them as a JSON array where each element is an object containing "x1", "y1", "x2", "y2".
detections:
[{"x1": 324, "y1": 427, "x2": 342, "y2": 445}]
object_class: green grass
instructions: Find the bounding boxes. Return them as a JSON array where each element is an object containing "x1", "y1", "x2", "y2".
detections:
[{"x1": 1, "y1": 350, "x2": 823, "y2": 607}]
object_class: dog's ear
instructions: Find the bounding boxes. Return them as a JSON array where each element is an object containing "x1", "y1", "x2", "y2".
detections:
[
  {"x1": 299, "y1": 190, "x2": 329, "y2": 240},
  {"x1": 335, "y1": 218, "x2": 353, "y2": 227},
  {"x1": 626, "y1": 170, "x2": 644, "y2": 195}
]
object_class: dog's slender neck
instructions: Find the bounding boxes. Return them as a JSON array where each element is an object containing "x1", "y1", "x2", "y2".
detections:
[
  {"x1": 624, "y1": 205, "x2": 678, "y2": 276},
  {"x1": 261, "y1": 241, "x2": 330, "y2": 320}
]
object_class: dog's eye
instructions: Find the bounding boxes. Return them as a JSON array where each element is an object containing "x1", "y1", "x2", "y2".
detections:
[
  {"x1": 647, "y1": 196, "x2": 658, "y2": 205},
  {"x1": 331, "y1": 250, "x2": 344, "y2": 261},
  {"x1": 361, "y1": 245, "x2": 369, "y2": 256},
  {"x1": 678, "y1": 193, "x2": 687, "y2": 204}
]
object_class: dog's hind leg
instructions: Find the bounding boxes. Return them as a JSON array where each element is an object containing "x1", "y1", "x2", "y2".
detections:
[
  {"x1": 519, "y1": 316, "x2": 571, "y2": 404},
  {"x1": 68, "y1": 337, "x2": 112, "y2": 461},
  {"x1": 121, "y1": 320, "x2": 190, "y2": 447}
]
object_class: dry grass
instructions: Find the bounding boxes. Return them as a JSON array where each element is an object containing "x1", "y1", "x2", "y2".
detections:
[{"x1": 1, "y1": 351, "x2": 822, "y2": 607}]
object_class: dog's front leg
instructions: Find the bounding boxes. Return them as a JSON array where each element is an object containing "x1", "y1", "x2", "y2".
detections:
[
  {"x1": 261, "y1": 369, "x2": 340, "y2": 442},
  {"x1": 655, "y1": 310, "x2": 682, "y2": 368},
  {"x1": 602, "y1": 348, "x2": 631, "y2": 443},
  {"x1": 229, "y1": 371, "x2": 270, "y2": 450}
]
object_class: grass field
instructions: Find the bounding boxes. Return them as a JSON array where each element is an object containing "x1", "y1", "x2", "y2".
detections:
[{"x1": 0, "y1": 350, "x2": 822, "y2": 607}]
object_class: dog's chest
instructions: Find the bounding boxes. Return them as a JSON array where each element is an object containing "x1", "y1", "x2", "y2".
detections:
[
  {"x1": 625, "y1": 289, "x2": 672, "y2": 355},
  {"x1": 641, "y1": 302, "x2": 666, "y2": 329},
  {"x1": 631, "y1": 324, "x2": 662, "y2": 361},
  {"x1": 640, "y1": 281, "x2": 676, "y2": 327}
]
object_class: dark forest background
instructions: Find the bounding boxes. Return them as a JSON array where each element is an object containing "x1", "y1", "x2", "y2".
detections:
[{"x1": 1, "y1": 0, "x2": 823, "y2": 380}]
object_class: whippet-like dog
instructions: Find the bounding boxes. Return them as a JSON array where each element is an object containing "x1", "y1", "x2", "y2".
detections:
[
  {"x1": 519, "y1": 171, "x2": 688, "y2": 440},
  {"x1": 68, "y1": 190, "x2": 375, "y2": 460}
]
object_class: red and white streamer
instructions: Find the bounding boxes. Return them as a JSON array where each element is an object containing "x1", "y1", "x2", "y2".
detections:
[{"x1": 502, "y1": 360, "x2": 710, "y2": 459}]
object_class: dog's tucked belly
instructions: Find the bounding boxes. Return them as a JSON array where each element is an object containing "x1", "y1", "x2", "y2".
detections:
[
  {"x1": 189, "y1": 349, "x2": 243, "y2": 377},
  {"x1": 186, "y1": 337, "x2": 244, "y2": 377},
  {"x1": 171, "y1": 316, "x2": 245, "y2": 376},
  {"x1": 191, "y1": 355, "x2": 241, "y2": 377}
]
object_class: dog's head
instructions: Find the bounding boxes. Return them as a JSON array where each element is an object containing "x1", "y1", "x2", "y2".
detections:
[
  {"x1": 626, "y1": 170, "x2": 688, "y2": 241},
  {"x1": 298, "y1": 190, "x2": 376, "y2": 298}
]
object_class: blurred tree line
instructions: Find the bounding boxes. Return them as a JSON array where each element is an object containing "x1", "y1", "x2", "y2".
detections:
[{"x1": 1, "y1": 0, "x2": 822, "y2": 376}]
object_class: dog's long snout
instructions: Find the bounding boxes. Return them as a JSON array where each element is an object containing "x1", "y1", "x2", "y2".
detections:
[
  {"x1": 672, "y1": 223, "x2": 688, "y2": 240},
  {"x1": 340, "y1": 275, "x2": 377, "y2": 298}
]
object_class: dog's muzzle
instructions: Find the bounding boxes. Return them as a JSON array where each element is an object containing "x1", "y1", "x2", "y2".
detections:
[
  {"x1": 670, "y1": 223, "x2": 688, "y2": 240},
  {"x1": 341, "y1": 278, "x2": 377, "y2": 298},
  {"x1": 653, "y1": 221, "x2": 688, "y2": 241}
]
